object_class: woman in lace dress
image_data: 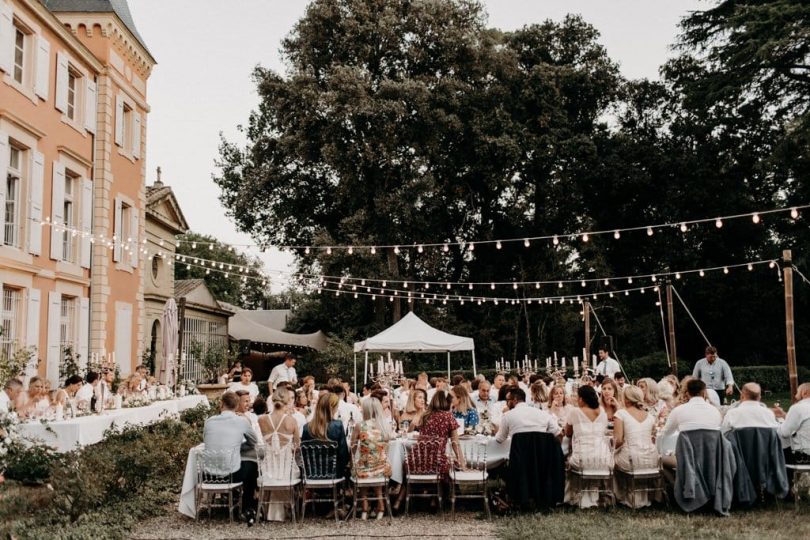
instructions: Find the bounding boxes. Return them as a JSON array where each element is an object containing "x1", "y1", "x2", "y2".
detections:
[
  {"x1": 350, "y1": 396, "x2": 392, "y2": 520},
  {"x1": 564, "y1": 385, "x2": 611, "y2": 508},
  {"x1": 17, "y1": 377, "x2": 52, "y2": 419},
  {"x1": 613, "y1": 385, "x2": 660, "y2": 508},
  {"x1": 258, "y1": 387, "x2": 301, "y2": 522}
]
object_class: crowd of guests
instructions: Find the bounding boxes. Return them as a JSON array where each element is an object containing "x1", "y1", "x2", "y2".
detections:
[{"x1": 200, "y1": 348, "x2": 810, "y2": 523}]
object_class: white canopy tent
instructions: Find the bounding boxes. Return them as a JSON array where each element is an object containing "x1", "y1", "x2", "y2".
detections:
[{"x1": 352, "y1": 312, "x2": 476, "y2": 393}]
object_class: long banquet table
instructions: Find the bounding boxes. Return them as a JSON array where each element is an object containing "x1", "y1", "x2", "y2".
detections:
[{"x1": 18, "y1": 394, "x2": 210, "y2": 453}]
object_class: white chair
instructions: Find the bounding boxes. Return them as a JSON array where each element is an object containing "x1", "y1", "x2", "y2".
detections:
[
  {"x1": 194, "y1": 447, "x2": 243, "y2": 521},
  {"x1": 449, "y1": 438, "x2": 490, "y2": 519},
  {"x1": 786, "y1": 450, "x2": 810, "y2": 507},
  {"x1": 614, "y1": 452, "x2": 667, "y2": 509},
  {"x1": 568, "y1": 435, "x2": 615, "y2": 508},
  {"x1": 349, "y1": 442, "x2": 393, "y2": 522},
  {"x1": 256, "y1": 446, "x2": 301, "y2": 523}
]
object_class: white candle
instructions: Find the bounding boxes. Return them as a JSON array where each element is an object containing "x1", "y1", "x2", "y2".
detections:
[
  {"x1": 592, "y1": 354, "x2": 597, "y2": 369},
  {"x1": 553, "y1": 351, "x2": 558, "y2": 363},
  {"x1": 546, "y1": 357, "x2": 551, "y2": 369},
  {"x1": 562, "y1": 357, "x2": 566, "y2": 368}
]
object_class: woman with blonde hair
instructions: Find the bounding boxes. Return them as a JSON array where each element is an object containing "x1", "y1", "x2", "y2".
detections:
[
  {"x1": 400, "y1": 388, "x2": 427, "y2": 431},
  {"x1": 258, "y1": 386, "x2": 301, "y2": 521},
  {"x1": 637, "y1": 377, "x2": 663, "y2": 417},
  {"x1": 530, "y1": 380, "x2": 549, "y2": 409},
  {"x1": 351, "y1": 397, "x2": 392, "y2": 520},
  {"x1": 302, "y1": 393, "x2": 350, "y2": 476},
  {"x1": 600, "y1": 378, "x2": 622, "y2": 421},
  {"x1": 17, "y1": 377, "x2": 51, "y2": 419},
  {"x1": 450, "y1": 385, "x2": 479, "y2": 428},
  {"x1": 613, "y1": 385, "x2": 659, "y2": 508}
]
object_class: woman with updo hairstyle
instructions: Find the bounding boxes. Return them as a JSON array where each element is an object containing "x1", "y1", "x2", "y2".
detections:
[
  {"x1": 564, "y1": 384, "x2": 611, "y2": 507},
  {"x1": 530, "y1": 380, "x2": 549, "y2": 409},
  {"x1": 257, "y1": 386, "x2": 300, "y2": 521},
  {"x1": 637, "y1": 377, "x2": 664, "y2": 417},
  {"x1": 613, "y1": 385, "x2": 659, "y2": 508}
]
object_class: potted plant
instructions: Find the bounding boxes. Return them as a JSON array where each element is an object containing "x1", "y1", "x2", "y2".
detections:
[{"x1": 194, "y1": 342, "x2": 232, "y2": 400}]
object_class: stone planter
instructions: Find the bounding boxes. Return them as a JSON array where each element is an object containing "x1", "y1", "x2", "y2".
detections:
[{"x1": 196, "y1": 383, "x2": 229, "y2": 401}]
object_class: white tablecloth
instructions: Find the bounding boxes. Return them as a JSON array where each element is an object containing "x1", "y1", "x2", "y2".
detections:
[
  {"x1": 387, "y1": 435, "x2": 510, "y2": 484},
  {"x1": 19, "y1": 394, "x2": 209, "y2": 453},
  {"x1": 179, "y1": 444, "x2": 205, "y2": 518}
]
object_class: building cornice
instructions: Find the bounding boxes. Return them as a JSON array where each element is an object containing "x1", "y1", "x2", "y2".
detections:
[
  {"x1": 25, "y1": 0, "x2": 103, "y2": 72},
  {"x1": 0, "y1": 109, "x2": 48, "y2": 139}
]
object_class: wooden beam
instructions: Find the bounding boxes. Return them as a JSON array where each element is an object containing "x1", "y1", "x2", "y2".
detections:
[
  {"x1": 783, "y1": 250, "x2": 798, "y2": 403},
  {"x1": 666, "y1": 282, "x2": 678, "y2": 375}
]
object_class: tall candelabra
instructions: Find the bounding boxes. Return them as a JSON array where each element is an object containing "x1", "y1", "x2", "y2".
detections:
[{"x1": 368, "y1": 357, "x2": 405, "y2": 388}]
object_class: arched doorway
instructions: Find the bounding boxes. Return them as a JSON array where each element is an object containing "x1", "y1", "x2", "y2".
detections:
[{"x1": 150, "y1": 319, "x2": 161, "y2": 375}]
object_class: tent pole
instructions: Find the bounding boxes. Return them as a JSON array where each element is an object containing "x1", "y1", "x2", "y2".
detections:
[
  {"x1": 363, "y1": 351, "x2": 368, "y2": 386},
  {"x1": 353, "y1": 353, "x2": 357, "y2": 395},
  {"x1": 472, "y1": 349, "x2": 477, "y2": 378},
  {"x1": 447, "y1": 351, "x2": 451, "y2": 380}
]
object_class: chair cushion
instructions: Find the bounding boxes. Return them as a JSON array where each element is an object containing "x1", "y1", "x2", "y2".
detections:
[
  {"x1": 785, "y1": 464, "x2": 810, "y2": 471},
  {"x1": 304, "y1": 478, "x2": 344, "y2": 487},
  {"x1": 407, "y1": 474, "x2": 440, "y2": 482},
  {"x1": 351, "y1": 476, "x2": 388, "y2": 486},
  {"x1": 200, "y1": 482, "x2": 243, "y2": 490},
  {"x1": 449, "y1": 470, "x2": 488, "y2": 482},
  {"x1": 624, "y1": 468, "x2": 660, "y2": 476},
  {"x1": 258, "y1": 478, "x2": 301, "y2": 488}
]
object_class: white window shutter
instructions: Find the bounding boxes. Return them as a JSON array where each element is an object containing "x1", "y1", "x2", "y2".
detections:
[
  {"x1": 55, "y1": 51, "x2": 69, "y2": 113},
  {"x1": 0, "y1": 0, "x2": 13, "y2": 75},
  {"x1": 114, "y1": 95, "x2": 124, "y2": 147},
  {"x1": 129, "y1": 211, "x2": 138, "y2": 267},
  {"x1": 50, "y1": 162, "x2": 65, "y2": 260},
  {"x1": 113, "y1": 197, "x2": 122, "y2": 262},
  {"x1": 84, "y1": 78, "x2": 97, "y2": 133},
  {"x1": 132, "y1": 112, "x2": 142, "y2": 159},
  {"x1": 46, "y1": 291, "x2": 61, "y2": 387},
  {"x1": 80, "y1": 178, "x2": 92, "y2": 268},
  {"x1": 0, "y1": 132, "x2": 7, "y2": 238},
  {"x1": 35, "y1": 36, "x2": 50, "y2": 100},
  {"x1": 79, "y1": 296, "x2": 89, "y2": 369},
  {"x1": 28, "y1": 150, "x2": 44, "y2": 255},
  {"x1": 25, "y1": 288, "x2": 41, "y2": 378}
]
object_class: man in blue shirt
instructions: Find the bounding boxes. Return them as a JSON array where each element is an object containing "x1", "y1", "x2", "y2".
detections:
[{"x1": 692, "y1": 346, "x2": 734, "y2": 397}]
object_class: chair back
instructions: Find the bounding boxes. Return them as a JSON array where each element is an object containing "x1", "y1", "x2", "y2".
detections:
[
  {"x1": 300, "y1": 440, "x2": 339, "y2": 481},
  {"x1": 197, "y1": 447, "x2": 240, "y2": 485},
  {"x1": 727, "y1": 427, "x2": 789, "y2": 500},
  {"x1": 574, "y1": 434, "x2": 614, "y2": 473},
  {"x1": 406, "y1": 437, "x2": 446, "y2": 475},
  {"x1": 459, "y1": 438, "x2": 488, "y2": 477}
]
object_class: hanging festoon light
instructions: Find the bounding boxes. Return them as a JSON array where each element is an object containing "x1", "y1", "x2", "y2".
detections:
[
  {"x1": 613, "y1": 230, "x2": 621, "y2": 240},
  {"x1": 791, "y1": 207, "x2": 799, "y2": 219},
  {"x1": 348, "y1": 246, "x2": 354, "y2": 254},
  {"x1": 627, "y1": 277, "x2": 633, "y2": 284},
  {"x1": 603, "y1": 279, "x2": 609, "y2": 285},
  {"x1": 646, "y1": 227, "x2": 654, "y2": 236},
  {"x1": 305, "y1": 247, "x2": 310, "y2": 254},
  {"x1": 208, "y1": 244, "x2": 213, "y2": 251},
  {"x1": 558, "y1": 281, "x2": 563, "y2": 289},
  {"x1": 582, "y1": 233, "x2": 589, "y2": 242},
  {"x1": 723, "y1": 266, "x2": 729, "y2": 274},
  {"x1": 715, "y1": 218, "x2": 723, "y2": 228},
  {"x1": 370, "y1": 246, "x2": 376, "y2": 254},
  {"x1": 490, "y1": 283, "x2": 496, "y2": 290},
  {"x1": 443, "y1": 243, "x2": 449, "y2": 252},
  {"x1": 699, "y1": 269, "x2": 705, "y2": 277},
  {"x1": 326, "y1": 246, "x2": 332, "y2": 255},
  {"x1": 394, "y1": 246, "x2": 400, "y2": 254},
  {"x1": 417, "y1": 244, "x2": 424, "y2": 253},
  {"x1": 675, "y1": 272, "x2": 682, "y2": 279},
  {"x1": 552, "y1": 235, "x2": 559, "y2": 246},
  {"x1": 524, "y1": 238, "x2": 531, "y2": 247},
  {"x1": 496, "y1": 240, "x2": 502, "y2": 250},
  {"x1": 581, "y1": 280, "x2": 586, "y2": 287},
  {"x1": 747, "y1": 263, "x2": 753, "y2": 271},
  {"x1": 752, "y1": 213, "x2": 760, "y2": 224},
  {"x1": 513, "y1": 283, "x2": 518, "y2": 290}
]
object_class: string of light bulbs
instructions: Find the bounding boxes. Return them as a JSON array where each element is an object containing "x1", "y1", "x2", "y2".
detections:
[{"x1": 174, "y1": 203, "x2": 807, "y2": 253}]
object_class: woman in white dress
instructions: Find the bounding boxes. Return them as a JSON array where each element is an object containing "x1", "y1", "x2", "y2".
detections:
[
  {"x1": 227, "y1": 368, "x2": 260, "y2": 404},
  {"x1": 613, "y1": 385, "x2": 659, "y2": 508},
  {"x1": 564, "y1": 385, "x2": 611, "y2": 508},
  {"x1": 17, "y1": 377, "x2": 52, "y2": 419},
  {"x1": 257, "y1": 386, "x2": 301, "y2": 522}
]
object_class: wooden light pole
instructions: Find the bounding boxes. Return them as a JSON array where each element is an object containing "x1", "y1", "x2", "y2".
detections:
[
  {"x1": 665, "y1": 281, "x2": 678, "y2": 375},
  {"x1": 583, "y1": 300, "x2": 591, "y2": 363},
  {"x1": 783, "y1": 250, "x2": 798, "y2": 402}
]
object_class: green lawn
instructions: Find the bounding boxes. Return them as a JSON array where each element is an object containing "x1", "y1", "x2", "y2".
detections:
[{"x1": 496, "y1": 504, "x2": 810, "y2": 540}]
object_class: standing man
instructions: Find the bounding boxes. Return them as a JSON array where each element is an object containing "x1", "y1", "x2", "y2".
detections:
[
  {"x1": 595, "y1": 347, "x2": 622, "y2": 378},
  {"x1": 267, "y1": 354, "x2": 297, "y2": 389},
  {"x1": 692, "y1": 346, "x2": 734, "y2": 397}
]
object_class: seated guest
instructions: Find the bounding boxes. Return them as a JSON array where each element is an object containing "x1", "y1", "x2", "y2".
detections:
[
  {"x1": 370, "y1": 389, "x2": 399, "y2": 429},
  {"x1": 599, "y1": 377, "x2": 622, "y2": 422},
  {"x1": 400, "y1": 388, "x2": 427, "y2": 431},
  {"x1": 294, "y1": 388, "x2": 312, "y2": 420},
  {"x1": 529, "y1": 380, "x2": 549, "y2": 409},
  {"x1": 490, "y1": 385, "x2": 512, "y2": 428},
  {"x1": 614, "y1": 372, "x2": 627, "y2": 389},
  {"x1": 495, "y1": 387, "x2": 560, "y2": 444},
  {"x1": 227, "y1": 368, "x2": 260, "y2": 403},
  {"x1": 564, "y1": 385, "x2": 611, "y2": 508},
  {"x1": 53, "y1": 375, "x2": 84, "y2": 407},
  {"x1": 0, "y1": 378, "x2": 23, "y2": 414},
  {"x1": 302, "y1": 393, "x2": 351, "y2": 477},
  {"x1": 301, "y1": 375, "x2": 318, "y2": 405},
  {"x1": 75, "y1": 371, "x2": 100, "y2": 409},
  {"x1": 285, "y1": 388, "x2": 307, "y2": 436},
  {"x1": 419, "y1": 391, "x2": 466, "y2": 473},
  {"x1": 117, "y1": 373, "x2": 146, "y2": 400},
  {"x1": 426, "y1": 378, "x2": 448, "y2": 403},
  {"x1": 489, "y1": 374, "x2": 506, "y2": 402},
  {"x1": 774, "y1": 382, "x2": 810, "y2": 464},
  {"x1": 637, "y1": 377, "x2": 664, "y2": 418},
  {"x1": 332, "y1": 384, "x2": 362, "y2": 430},
  {"x1": 721, "y1": 382, "x2": 778, "y2": 434},
  {"x1": 17, "y1": 377, "x2": 52, "y2": 419},
  {"x1": 203, "y1": 391, "x2": 259, "y2": 520},
  {"x1": 451, "y1": 385, "x2": 479, "y2": 429},
  {"x1": 258, "y1": 387, "x2": 300, "y2": 522},
  {"x1": 351, "y1": 396, "x2": 393, "y2": 520},
  {"x1": 97, "y1": 369, "x2": 116, "y2": 409},
  {"x1": 471, "y1": 380, "x2": 494, "y2": 412},
  {"x1": 450, "y1": 374, "x2": 465, "y2": 389},
  {"x1": 227, "y1": 361, "x2": 242, "y2": 383},
  {"x1": 614, "y1": 385, "x2": 660, "y2": 508},
  {"x1": 660, "y1": 379, "x2": 722, "y2": 438},
  {"x1": 135, "y1": 365, "x2": 150, "y2": 390},
  {"x1": 546, "y1": 384, "x2": 572, "y2": 429},
  {"x1": 415, "y1": 372, "x2": 431, "y2": 391},
  {"x1": 393, "y1": 379, "x2": 411, "y2": 411}
]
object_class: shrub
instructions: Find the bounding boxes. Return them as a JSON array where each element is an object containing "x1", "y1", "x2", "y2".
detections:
[{"x1": 3, "y1": 440, "x2": 63, "y2": 485}]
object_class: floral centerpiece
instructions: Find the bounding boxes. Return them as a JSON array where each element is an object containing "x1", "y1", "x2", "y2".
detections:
[
  {"x1": 475, "y1": 409, "x2": 494, "y2": 436},
  {"x1": 122, "y1": 393, "x2": 152, "y2": 408}
]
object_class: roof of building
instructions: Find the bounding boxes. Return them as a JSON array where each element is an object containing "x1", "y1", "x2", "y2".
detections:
[
  {"x1": 43, "y1": 0, "x2": 151, "y2": 56},
  {"x1": 174, "y1": 279, "x2": 205, "y2": 299},
  {"x1": 145, "y1": 180, "x2": 189, "y2": 234},
  {"x1": 217, "y1": 300, "x2": 240, "y2": 315}
]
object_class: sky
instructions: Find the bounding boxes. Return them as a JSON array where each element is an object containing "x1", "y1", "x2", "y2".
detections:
[{"x1": 127, "y1": 0, "x2": 706, "y2": 292}]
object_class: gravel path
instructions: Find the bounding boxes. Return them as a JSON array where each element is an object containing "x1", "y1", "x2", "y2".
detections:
[{"x1": 130, "y1": 508, "x2": 497, "y2": 540}]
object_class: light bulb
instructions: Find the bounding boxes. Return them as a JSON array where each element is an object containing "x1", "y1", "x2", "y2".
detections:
[
  {"x1": 468, "y1": 242, "x2": 475, "y2": 251},
  {"x1": 604, "y1": 279, "x2": 609, "y2": 285},
  {"x1": 676, "y1": 272, "x2": 681, "y2": 279},
  {"x1": 208, "y1": 244, "x2": 213, "y2": 250},
  {"x1": 651, "y1": 275, "x2": 657, "y2": 282},
  {"x1": 791, "y1": 207, "x2": 799, "y2": 219},
  {"x1": 382, "y1": 281, "x2": 387, "y2": 287},
  {"x1": 647, "y1": 227, "x2": 654, "y2": 236},
  {"x1": 425, "y1": 283, "x2": 430, "y2": 289},
  {"x1": 192, "y1": 242, "x2": 197, "y2": 249},
  {"x1": 536, "y1": 282, "x2": 541, "y2": 289},
  {"x1": 443, "y1": 243, "x2": 449, "y2": 252},
  {"x1": 394, "y1": 246, "x2": 400, "y2": 254},
  {"x1": 640, "y1": 287, "x2": 645, "y2": 294},
  {"x1": 613, "y1": 230, "x2": 621, "y2": 240},
  {"x1": 513, "y1": 283, "x2": 518, "y2": 290},
  {"x1": 769, "y1": 261, "x2": 776, "y2": 269},
  {"x1": 403, "y1": 282, "x2": 408, "y2": 288},
  {"x1": 348, "y1": 246, "x2": 354, "y2": 254},
  {"x1": 552, "y1": 235, "x2": 559, "y2": 246},
  {"x1": 699, "y1": 269, "x2": 705, "y2": 277},
  {"x1": 490, "y1": 283, "x2": 495, "y2": 290},
  {"x1": 469, "y1": 283, "x2": 473, "y2": 290},
  {"x1": 305, "y1": 247, "x2": 310, "y2": 255},
  {"x1": 417, "y1": 245, "x2": 424, "y2": 253},
  {"x1": 361, "y1": 279, "x2": 366, "y2": 286},
  {"x1": 627, "y1": 277, "x2": 633, "y2": 284},
  {"x1": 609, "y1": 292, "x2": 614, "y2": 298},
  {"x1": 625, "y1": 291, "x2": 629, "y2": 296},
  {"x1": 326, "y1": 247, "x2": 332, "y2": 255},
  {"x1": 752, "y1": 213, "x2": 760, "y2": 224},
  {"x1": 496, "y1": 240, "x2": 502, "y2": 250},
  {"x1": 448, "y1": 283, "x2": 453, "y2": 290},
  {"x1": 558, "y1": 282, "x2": 563, "y2": 289},
  {"x1": 747, "y1": 263, "x2": 753, "y2": 271},
  {"x1": 582, "y1": 233, "x2": 589, "y2": 242},
  {"x1": 715, "y1": 218, "x2": 723, "y2": 228},
  {"x1": 723, "y1": 267, "x2": 729, "y2": 274},
  {"x1": 581, "y1": 280, "x2": 586, "y2": 287},
  {"x1": 370, "y1": 246, "x2": 376, "y2": 254},
  {"x1": 524, "y1": 238, "x2": 530, "y2": 247}
]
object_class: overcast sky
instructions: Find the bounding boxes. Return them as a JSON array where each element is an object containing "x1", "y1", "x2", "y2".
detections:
[{"x1": 128, "y1": 0, "x2": 705, "y2": 291}]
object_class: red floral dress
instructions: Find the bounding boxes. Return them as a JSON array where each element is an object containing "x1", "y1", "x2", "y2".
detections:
[{"x1": 417, "y1": 411, "x2": 457, "y2": 473}]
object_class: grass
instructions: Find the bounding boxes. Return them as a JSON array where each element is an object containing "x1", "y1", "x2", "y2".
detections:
[{"x1": 496, "y1": 503, "x2": 810, "y2": 540}]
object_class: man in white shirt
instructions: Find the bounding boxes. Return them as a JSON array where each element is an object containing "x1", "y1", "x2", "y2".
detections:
[
  {"x1": 75, "y1": 371, "x2": 100, "y2": 407},
  {"x1": 660, "y1": 379, "x2": 723, "y2": 439},
  {"x1": 595, "y1": 348, "x2": 622, "y2": 378},
  {"x1": 472, "y1": 380, "x2": 494, "y2": 411},
  {"x1": 0, "y1": 378, "x2": 23, "y2": 414},
  {"x1": 489, "y1": 374, "x2": 506, "y2": 401},
  {"x1": 495, "y1": 387, "x2": 560, "y2": 444},
  {"x1": 721, "y1": 382, "x2": 778, "y2": 434},
  {"x1": 427, "y1": 378, "x2": 448, "y2": 404},
  {"x1": 332, "y1": 385, "x2": 362, "y2": 430},
  {"x1": 774, "y1": 382, "x2": 810, "y2": 455},
  {"x1": 267, "y1": 355, "x2": 297, "y2": 389}
]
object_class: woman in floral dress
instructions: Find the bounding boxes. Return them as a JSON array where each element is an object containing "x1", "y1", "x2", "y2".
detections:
[
  {"x1": 418, "y1": 391, "x2": 466, "y2": 474},
  {"x1": 351, "y1": 396, "x2": 392, "y2": 519}
]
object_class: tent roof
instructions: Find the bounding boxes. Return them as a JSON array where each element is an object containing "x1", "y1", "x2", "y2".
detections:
[
  {"x1": 229, "y1": 310, "x2": 328, "y2": 351},
  {"x1": 353, "y1": 312, "x2": 474, "y2": 353}
]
